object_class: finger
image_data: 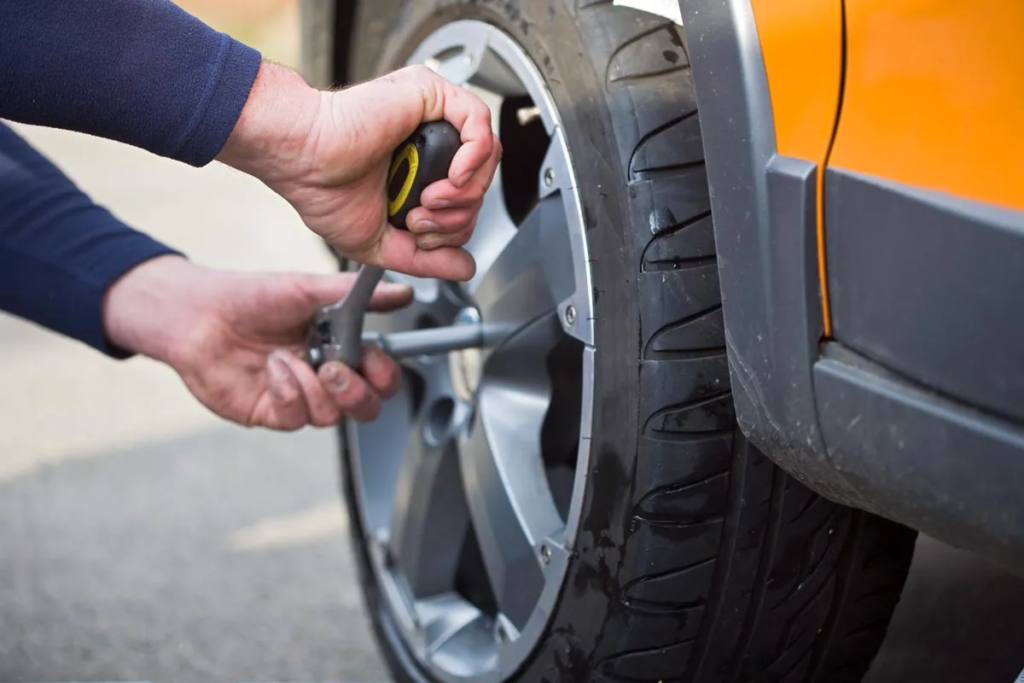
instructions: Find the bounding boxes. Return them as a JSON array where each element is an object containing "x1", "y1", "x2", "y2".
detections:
[
  {"x1": 276, "y1": 351, "x2": 342, "y2": 427},
  {"x1": 318, "y1": 361, "x2": 383, "y2": 422},
  {"x1": 369, "y1": 280, "x2": 415, "y2": 311},
  {"x1": 265, "y1": 350, "x2": 311, "y2": 430},
  {"x1": 286, "y1": 272, "x2": 413, "y2": 312},
  {"x1": 406, "y1": 205, "x2": 478, "y2": 236},
  {"x1": 421, "y1": 136, "x2": 502, "y2": 209},
  {"x1": 411, "y1": 68, "x2": 495, "y2": 188},
  {"x1": 361, "y1": 345, "x2": 402, "y2": 399},
  {"x1": 373, "y1": 228, "x2": 476, "y2": 281}
]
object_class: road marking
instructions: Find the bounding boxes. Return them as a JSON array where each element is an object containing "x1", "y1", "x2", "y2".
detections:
[{"x1": 228, "y1": 501, "x2": 350, "y2": 552}]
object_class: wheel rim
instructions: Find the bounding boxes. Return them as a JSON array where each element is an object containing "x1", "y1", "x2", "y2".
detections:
[{"x1": 349, "y1": 20, "x2": 595, "y2": 682}]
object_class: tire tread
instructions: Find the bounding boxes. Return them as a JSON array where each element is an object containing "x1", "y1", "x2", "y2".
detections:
[{"x1": 586, "y1": 3, "x2": 916, "y2": 681}]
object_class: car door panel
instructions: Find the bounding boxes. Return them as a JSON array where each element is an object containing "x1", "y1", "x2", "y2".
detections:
[{"x1": 825, "y1": 0, "x2": 1024, "y2": 423}]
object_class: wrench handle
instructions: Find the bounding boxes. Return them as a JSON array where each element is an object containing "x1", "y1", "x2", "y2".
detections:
[{"x1": 306, "y1": 121, "x2": 460, "y2": 372}]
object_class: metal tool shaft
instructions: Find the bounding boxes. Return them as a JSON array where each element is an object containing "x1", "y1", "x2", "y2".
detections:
[
  {"x1": 362, "y1": 324, "x2": 485, "y2": 358},
  {"x1": 307, "y1": 265, "x2": 384, "y2": 369}
]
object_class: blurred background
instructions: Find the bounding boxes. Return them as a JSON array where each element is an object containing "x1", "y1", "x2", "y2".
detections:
[
  {"x1": 0, "y1": 1, "x2": 387, "y2": 680},
  {"x1": 0, "y1": 1, "x2": 1022, "y2": 682}
]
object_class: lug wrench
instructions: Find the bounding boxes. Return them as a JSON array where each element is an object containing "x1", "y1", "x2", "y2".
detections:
[{"x1": 306, "y1": 121, "x2": 486, "y2": 370}]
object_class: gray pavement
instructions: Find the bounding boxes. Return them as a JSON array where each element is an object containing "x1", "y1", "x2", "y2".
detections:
[{"x1": 1, "y1": 125, "x2": 1022, "y2": 682}]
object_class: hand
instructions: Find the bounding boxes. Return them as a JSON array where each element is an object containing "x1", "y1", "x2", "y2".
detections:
[
  {"x1": 217, "y1": 62, "x2": 502, "y2": 282},
  {"x1": 102, "y1": 255, "x2": 413, "y2": 430}
]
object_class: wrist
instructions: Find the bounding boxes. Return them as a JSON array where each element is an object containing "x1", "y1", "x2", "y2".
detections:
[
  {"x1": 216, "y1": 60, "x2": 322, "y2": 186},
  {"x1": 102, "y1": 255, "x2": 203, "y2": 364}
]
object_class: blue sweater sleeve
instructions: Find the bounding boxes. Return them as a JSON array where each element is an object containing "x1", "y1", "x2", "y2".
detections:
[
  {"x1": 0, "y1": 123, "x2": 181, "y2": 357},
  {"x1": 0, "y1": 1, "x2": 265, "y2": 357},
  {"x1": 0, "y1": 0, "x2": 262, "y2": 166}
]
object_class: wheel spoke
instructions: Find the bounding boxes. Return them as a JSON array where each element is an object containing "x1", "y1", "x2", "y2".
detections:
[
  {"x1": 425, "y1": 30, "x2": 527, "y2": 99},
  {"x1": 471, "y1": 194, "x2": 575, "y2": 331},
  {"x1": 429, "y1": 610, "x2": 498, "y2": 677},
  {"x1": 461, "y1": 86, "x2": 520, "y2": 294},
  {"x1": 459, "y1": 315, "x2": 565, "y2": 630},
  {"x1": 423, "y1": 29, "x2": 488, "y2": 86},
  {"x1": 419, "y1": 593, "x2": 487, "y2": 655},
  {"x1": 484, "y1": 312, "x2": 564, "y2": 377},
  {"x1": 388, "y1": 399, "x2": 471, "y2": 598}
]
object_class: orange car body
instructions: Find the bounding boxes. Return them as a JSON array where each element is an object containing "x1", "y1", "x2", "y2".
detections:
[{"x1": 684, "y1": 0, "x2": 1024, "y2": 572}]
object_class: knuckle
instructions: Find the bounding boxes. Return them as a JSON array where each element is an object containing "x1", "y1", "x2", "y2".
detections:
[{"x1": 276, "y1": 385, "x2": 300, "y2": 408}]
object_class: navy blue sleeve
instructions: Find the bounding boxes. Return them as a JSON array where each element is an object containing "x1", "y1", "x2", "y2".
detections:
[
  {"x1": 0, "y1": 123, "x2": 181, "y2": 357},
  {"x1": 0, "y1": 0, "x2": 262, "y2": 166}
]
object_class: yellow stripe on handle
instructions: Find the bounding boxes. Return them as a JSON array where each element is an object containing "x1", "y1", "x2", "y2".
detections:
[{"x1": 387, "y1": 143, "x2": 420, "y2": 218}]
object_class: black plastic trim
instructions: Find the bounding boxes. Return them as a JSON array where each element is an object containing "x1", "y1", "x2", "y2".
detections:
[
  {"x1": 678, "y1": 0, "x2": 778, "y2": 436},
  {"x1": 681, "y1": 0, "x2": 862, "y2": 501},
  {"x1": 815, "y1": 343, "x2": 1024, "y2": 571},
  {"x1": 826, "y1": 168, "x2": 1024, "y2": 425}
]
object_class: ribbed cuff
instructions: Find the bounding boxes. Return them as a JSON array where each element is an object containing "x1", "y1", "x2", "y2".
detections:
[
  {"x1": 172, "y1": 36, "x2": 263, "y2": 167},
  {"x1": 0, "y1": 234, "x2": 183, "y2": 360}
]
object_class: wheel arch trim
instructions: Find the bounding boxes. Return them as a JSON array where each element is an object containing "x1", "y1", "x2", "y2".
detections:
[{"x1": 678, "y1": 0, "x2": 853, "y2": 494}]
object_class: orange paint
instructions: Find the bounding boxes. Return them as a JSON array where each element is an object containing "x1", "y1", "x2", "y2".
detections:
[
  {"x1": 750, "y1": 0, "x2": 845, "y2": 161},
  {"x1": 750, "y1": 0, "x2": 844, "y2": 334},
  {"x1": 830, "y1": 0, "x2": 1024, "y2": 211}
]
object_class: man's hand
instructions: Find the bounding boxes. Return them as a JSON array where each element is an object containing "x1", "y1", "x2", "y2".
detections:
[
  {"x1": 217, "y1": 63, "x2": 502, "y2": 282},
  {"x1": 102, "y1": 255, "x2": 413, "y2": 430}
]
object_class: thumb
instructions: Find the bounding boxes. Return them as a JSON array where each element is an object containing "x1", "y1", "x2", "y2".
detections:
[{"x1": 291, "y1": 272, "x2": 415, "y2": 312}]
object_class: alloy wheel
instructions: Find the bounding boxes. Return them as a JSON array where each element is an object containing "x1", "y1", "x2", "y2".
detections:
[{"x1": 349, "y1": 21, "x2": 595, "y2": 682}]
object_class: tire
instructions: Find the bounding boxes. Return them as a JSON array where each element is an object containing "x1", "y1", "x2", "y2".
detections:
[{"x1": 340, "y1": 1, "x2": 919, "y2": 681}]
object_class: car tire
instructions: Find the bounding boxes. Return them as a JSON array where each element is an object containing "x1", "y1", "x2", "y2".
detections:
[{"x1": 339, "y1": 1, "x2": 919, "y2": 681}]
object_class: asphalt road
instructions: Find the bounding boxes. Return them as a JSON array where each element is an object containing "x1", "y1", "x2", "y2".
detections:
[{"x1": 1, "y1": 125, "x2": 1022, "y2": 682}]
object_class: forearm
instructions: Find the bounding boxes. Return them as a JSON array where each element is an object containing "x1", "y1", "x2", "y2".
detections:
[
  {"x1": 0, "y1": 0, "x2": 262, "y2": 166},
  {"x1": 0, "y1": 124, "x2": 180, "y2": 357}
]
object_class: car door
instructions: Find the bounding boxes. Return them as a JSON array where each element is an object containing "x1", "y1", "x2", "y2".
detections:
[{"x1": 823, "y1": 0, "x2": 1024, "y2": 423}]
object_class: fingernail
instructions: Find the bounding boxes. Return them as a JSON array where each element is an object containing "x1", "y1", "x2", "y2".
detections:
[
  {"x1": 412, "y1": 219, "x2": 440, "y2": 234},
  {"x1": 322, "y1": 363, "x2": 349, "y2": 392},
  {"x1": 428, "y1": 198, "x2": 453, "y2": 209},
  {"x1": 417, "y1": 234, "x2": 444, "y2": 250},
  {"x1": 454, "y1": 171, "x2": 471, "y2": 187},
  {"x1": 380, "y1": 282, "x2": 413, "y2": 296}
]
